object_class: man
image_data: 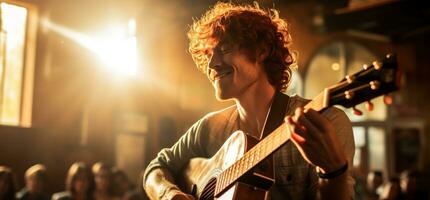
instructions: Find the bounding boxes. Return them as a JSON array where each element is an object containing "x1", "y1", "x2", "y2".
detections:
[
  {"x1": 144, "y1": 2, "x2": 355, "y2": 200},
  {"x1": 16, "y1": 164, "x2": 50, "y2": 200}
]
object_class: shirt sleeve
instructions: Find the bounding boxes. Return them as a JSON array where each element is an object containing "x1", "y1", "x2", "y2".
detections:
[
  {"x1": 143, "y1": 117, "x2": 208, "y2": 186},
  {"x1": 321, "y1": 107, "x2": 356, "y2": 197}
]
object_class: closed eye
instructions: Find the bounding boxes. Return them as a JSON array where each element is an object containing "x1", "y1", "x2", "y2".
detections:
[
  {"x1": 217, "y1": 43, "x2": 235, "y2": 55},
  {"x1": 220, "y1": 48, "x2": 233, "y2": 55}
]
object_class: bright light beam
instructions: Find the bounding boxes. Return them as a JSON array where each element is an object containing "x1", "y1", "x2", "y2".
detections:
[
  {"x1": 41, "y1": 18, "x2": 138, "y2": 77},
  {"x1": 41, "y1": 18, "x2": 181, "y2": 99}
]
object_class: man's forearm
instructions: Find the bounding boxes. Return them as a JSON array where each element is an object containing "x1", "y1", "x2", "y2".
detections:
[
  {"x1": 318, "y1": 173, "x2": 352, "y2": 200},
  {"x1": 145, "y1": 168, "x2": 181, "y2": 200}
]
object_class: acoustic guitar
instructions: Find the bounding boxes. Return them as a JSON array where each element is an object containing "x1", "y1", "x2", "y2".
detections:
[{"x1": 179, "y1": 54, "x2": 401, "y2": 200}]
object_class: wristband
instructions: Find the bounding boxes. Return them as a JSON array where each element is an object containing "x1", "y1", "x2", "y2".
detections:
[{"x1": 317, "y1": 162, "x2": 348, "y2": 179}]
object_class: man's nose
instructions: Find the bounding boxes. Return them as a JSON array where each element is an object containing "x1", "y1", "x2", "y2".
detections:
[{"x1": 208, "y1": 51, "x2": 222, "y2": 71}]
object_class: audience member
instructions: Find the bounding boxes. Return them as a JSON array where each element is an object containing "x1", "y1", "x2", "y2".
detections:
[
  {"x1": 17, "y1": 164, "x2": 50, "y2": 200},
  {"x1": 379, "y1": 177, "x2": 401, "y2": 200},
  {"x1": 92, "y1": 163, "x2": 118, "y2": 200},
  {"x1": 0, "y1": 166, "x2": 16, "y2": 200},
  {"x1": 52, "y1": 162, "x2": 95, "y2": 200},
  {"x1": 399, "y1": 169, "x2": 428, "y2": 200},
  {"x1": 112, "y1": 169, "x2": 133, "y2": 199},
  {"x1": 367, "y1": 170, "x2": 384, "y2": 200}
]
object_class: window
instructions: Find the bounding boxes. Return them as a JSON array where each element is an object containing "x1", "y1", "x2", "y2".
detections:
[
  {"x1": 368, "y1": 127, "x2": 386, "y2": 171},
  {"x1": 305, "y1": 40, "x2": 389, "y2": 173},
  {"x1": 0, "y1": 1, "x2": 37, "y2": 127},
  {"x1": 285, "y1": 67, "x2": 303, "y2": 96}
]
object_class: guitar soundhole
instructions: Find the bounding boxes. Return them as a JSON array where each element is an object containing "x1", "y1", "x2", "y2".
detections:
[{"x1": 199, "y1": 177, "x2": 217, "y2": 200}]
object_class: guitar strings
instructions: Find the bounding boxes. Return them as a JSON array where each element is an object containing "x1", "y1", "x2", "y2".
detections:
[{"x1": 201, "y1": 178, "x2": 216, "y2": 200}]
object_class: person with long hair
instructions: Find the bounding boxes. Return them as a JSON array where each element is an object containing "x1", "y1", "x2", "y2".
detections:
[
  {"x1": 111, "y1": 169, "x2": 133, "y2": 199},
  {"x1": 92, "y1": 163, "x2": 118, "y2": 200},
  {"x1": 52, "y1": 162, "x2": 95, "y2": 200},
  {"x1": 0, "y1": 166, "x2": 16, "y2": 200}
]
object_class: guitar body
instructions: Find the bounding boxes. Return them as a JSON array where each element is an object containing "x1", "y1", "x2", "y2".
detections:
[{"x1": 179, "y1": 131, "x2": 274, "y2": 200}]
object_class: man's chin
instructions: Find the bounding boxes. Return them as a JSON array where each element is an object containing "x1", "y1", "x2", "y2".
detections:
[{"x1": 215, "y1": 91, "x2": 232, "y2": 102}]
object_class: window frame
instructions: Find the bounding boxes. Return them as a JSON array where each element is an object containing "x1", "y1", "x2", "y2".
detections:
[{"x1": 0, "y1": 0, "x2": 37, "y2": 127}]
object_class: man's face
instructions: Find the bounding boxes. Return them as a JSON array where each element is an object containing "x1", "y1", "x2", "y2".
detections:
[{"x1": 207, "y1": 43, "x2": 267, "y2": 100}]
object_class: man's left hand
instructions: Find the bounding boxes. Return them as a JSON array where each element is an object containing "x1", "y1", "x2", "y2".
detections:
[{"x1": 285, "y1": 107, "x2": 347, "y2": 173}]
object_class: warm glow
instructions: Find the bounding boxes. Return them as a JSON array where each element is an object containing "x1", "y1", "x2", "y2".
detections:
[
  {"x1": 128, "y1": 18, "x2": 136, "y2": 36},
  {"x1": 41, "y1": 18, "x2": 138, "y2": 77},
  {"x1": 95, "y1": 33, "x2": 138, "y2": 76},
  {"x1": 331, "y1": 62, "x2": 340, "y2": 71}
]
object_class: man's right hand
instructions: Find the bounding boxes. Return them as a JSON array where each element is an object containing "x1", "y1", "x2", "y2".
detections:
[
  {"x1": 145, "y1": 168, "x2": 195, "y2": 200},
  {"x1": 168, "y1": 190, "x2": 195, "y2": 200}
]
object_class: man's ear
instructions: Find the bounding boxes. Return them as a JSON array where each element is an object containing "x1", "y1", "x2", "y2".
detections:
[{"x1": 257, "y1": 45, "x2": 270, "y2": 62}]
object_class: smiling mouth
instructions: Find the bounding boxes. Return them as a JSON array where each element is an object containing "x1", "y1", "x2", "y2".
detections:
[{"x1": 212, "y1": 71, "x2": 232, "y2": 81}]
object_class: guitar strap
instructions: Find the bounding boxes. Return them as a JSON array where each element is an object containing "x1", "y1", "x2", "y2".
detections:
[
  {"x1": 254, "y1": 91, "x2": 289, "y2": 183},
  {"x1": 260, "y1": 91, "x2": 290, "y2": 139}
]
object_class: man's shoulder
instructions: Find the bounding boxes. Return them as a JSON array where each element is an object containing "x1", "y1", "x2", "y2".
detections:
[
  {"x1": 202, "y1": 104, "x2": 236, "y2": 123},
  {"x1": 193, "y1": 104, "x2": 237, "y2": 142}
]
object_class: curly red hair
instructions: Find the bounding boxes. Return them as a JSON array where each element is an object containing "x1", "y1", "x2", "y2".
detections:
[{"x1": 188, "y1": 2, "x2": 296, "y2": 92}]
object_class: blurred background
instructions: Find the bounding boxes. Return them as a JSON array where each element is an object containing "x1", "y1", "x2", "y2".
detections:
[{"x1": 0, "y1": 0, "x2": 429, "y2": 199}]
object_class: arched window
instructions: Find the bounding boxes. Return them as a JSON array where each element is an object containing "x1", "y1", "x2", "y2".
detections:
[
  {"x1": 285, "y1": 67, "x2": 303, "y2": 97},
  {"x1": 305, "y1": 40, "x2": 388, "y2": 173}
]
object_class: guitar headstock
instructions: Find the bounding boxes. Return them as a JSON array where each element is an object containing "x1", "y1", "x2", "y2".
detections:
[{"x1": 326, "y1": 53, "x2": 401, "y2": 109}]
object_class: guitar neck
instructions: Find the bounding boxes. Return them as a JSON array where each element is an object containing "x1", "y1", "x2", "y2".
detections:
[{"x1": 214, "y1": 93, "x2": 327, "y2": 196}]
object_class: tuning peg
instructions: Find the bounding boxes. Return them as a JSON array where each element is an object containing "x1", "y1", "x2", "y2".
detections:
[
  {"x1": 370, "y1": 81, "x2": 380, "y2": 90},
  {"x1": 345, "y1": 91, "x2": 354, "y2": 99},
  {"x1": 363, "y1": 64, "x2": 369, "y2": 70},
  {"x1": 383, "y1": 95, "x2": 393, "y2": 105},
  {"x1": 373, "y1": 61, "x2": 383, "y2": 70},
  {"x1": 346, "y1": 75, "x2": 355, "y2": 83},
  {"x1": 365, "y1": 101, "x2": 374, "y2": 111},
  {"x1": 352, "y1": 106, "x2": 363, "y2": 116}
]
